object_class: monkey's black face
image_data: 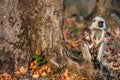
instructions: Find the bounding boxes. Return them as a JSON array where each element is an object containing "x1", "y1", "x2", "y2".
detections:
[
  {"x1": 98, "y1": 21, "x2": 104, "y2": 28},
  {"x1": 90, "y1": 16, "x2": 106, "y2": 30}
]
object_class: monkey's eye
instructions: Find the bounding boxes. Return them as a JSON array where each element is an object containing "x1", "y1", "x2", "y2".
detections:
[{"x1": 92, "y1": 19, "x2": 96, "y2": 22}]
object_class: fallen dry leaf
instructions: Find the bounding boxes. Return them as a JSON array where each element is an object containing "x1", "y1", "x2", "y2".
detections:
[
  {"x1": 14, "y1": 66, "x2": 28, "y2": 76},
  {"x1": 38, "y1": 68, "x2": 43, "y2": 74},
  {"x1": 30, "y1": 60, "x2": 38, "y2": 70},
  {"x1": 0, "y1": 75, "x2": 2, "y2": 79},
  {"x1": 41, "y1": 72, "x2": 47, "y2": 76},
  {"x1": 66, "y1": 18, "x2": 72, "y2": 24},
  {"x1": 113, "y1": 62, "x2": 119, "y2": 68},
  {"x1": 113, "y1": 66, "x2": 120, "y2": 70},
  {"x1": 31, "y1": 65, "x2": 38, "y2": 71},
  {"x1": 13, "y1": 78, "x2": 17, "y2": 80},
  {"x1": 63, "y1": 30, "x2": 68, "y2": 40},
  {"x1": 19, "y1": 66, "x2": 28, "y2": 74},
  {"x1": 107, "y1": 54, "x2": 114, "y2": 61},
  {"x1": 66, "y1": 77, "x2": 71, "y2": 80},
  {"x1": 61, "y1": 75, "x2": 66, "y2": 80},
  {"x1": 51, "y1": 78, "x2": 55, "y2": 80},
  {"x1": 56, "y1": 74, "x2": 61, "y2": 78},
  {"x1": 32, "y1": 71, "x2": 39, "y2": 78},
  {"x1": 72, "y1": 73, "x2": 77, "y2": 78},
  {"x1": 44, "y1": 66, "x2": 48, "y2": 70},
  {"x1": 1, "y1": 73, "x2": 12, "y2": 80},
  {"x1": 63, "y1": 69, "x2": 69, "y2": 78},
  {"x1": 46, "y1": 68, "x2": 51, "y2": 73},
  {"x1": 0, "y1": 73, "x2": 17, "y2": 80},
  {"x1": 14, "y1": 71, "x2": 22, "y2": 75},
  {"x1": 35, "y1": 49, "x2": 41, "y2": 55},
  {"x1": 80, "y1": 77, "x2": 88, "y2": 80},
  {"x1": 71, "y1": 41, "x2": 77, "y2": 47}
]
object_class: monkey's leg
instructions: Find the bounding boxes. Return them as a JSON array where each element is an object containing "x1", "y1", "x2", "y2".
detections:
[
  {"x1": 97, "y1": 42, "x2": 105, "y2": 61},
  {"x1": 81, "y1": 42, "x2": 92, "y2": 61}
]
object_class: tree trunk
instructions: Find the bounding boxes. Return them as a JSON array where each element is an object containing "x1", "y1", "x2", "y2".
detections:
[
  {"x1": 29, "y1": 0, "x2": 68, "y2": 68},
  {"x1": 0, "y1": 0, "x2": 32, "y2": 73},
  {"x1": 0, "y1": 0, "x2": 78, "y2": 75}
]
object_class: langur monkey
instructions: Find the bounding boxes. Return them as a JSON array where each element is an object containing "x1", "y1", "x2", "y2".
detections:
[{"x1": 82, "y1": 16, "x2": 106, "y2": 63}]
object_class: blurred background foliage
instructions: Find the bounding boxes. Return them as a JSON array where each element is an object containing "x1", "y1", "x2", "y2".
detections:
[
  {"x1": 64, "y1": 0, "x2": 120, "y2": 70},
  {"x1": 65, "y1": 0, "x2": 120, "y2": 28},
  {"x1": 65, "y1": 0, "x2": 96, "y2": 18}
]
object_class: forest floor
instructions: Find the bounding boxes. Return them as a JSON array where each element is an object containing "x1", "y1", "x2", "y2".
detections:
[{"x1": 0, "y1": 15, "x2": 120, "y2": 80}]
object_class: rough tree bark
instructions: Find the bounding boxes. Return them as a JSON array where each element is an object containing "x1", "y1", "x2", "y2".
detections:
[
  {"x1": 0, "y1": 0, "x2": 80, "y2": 76},
  {"x1": 0, "y1": 0, "x2": 34, "y2": 73},
  {"x1": 28, "y1": 0, "x2": 68, "y2": 68}
]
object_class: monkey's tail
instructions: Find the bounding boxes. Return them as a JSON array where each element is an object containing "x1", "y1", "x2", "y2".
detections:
[{"x1": 64, "y1": 46, "x2": 85, "y2": 62}]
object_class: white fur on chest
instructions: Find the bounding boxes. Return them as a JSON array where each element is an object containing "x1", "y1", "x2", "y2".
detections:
[{"x1": 91, "y1": 29, "x2": 105, "y2": 45}]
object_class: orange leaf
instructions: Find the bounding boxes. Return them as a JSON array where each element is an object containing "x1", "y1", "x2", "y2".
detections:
[
  {"x1": 80, "y1": 77, "x2": 88, "y2": 80},
  {"x1": 0, "y1": 75, "x2": 2, "y2": 79},
  {"x1": 66, "y1": 77, "x2": 71, "y2": 80},
  {"x1": 13, "y1": 78, "x2": 17, "y2": 80},
  {"x1": 31, "y1": 65, "x2": 37, "y2": 71},
  {"x1": 38, "y1": 68, "x2": 43, "y2": 74},
  {"x1": 63, "y1": 70, "x2": 69, "y2": 77},
  {"x1": 113, "y1": 66, "x2": 120, "y2": 70},
  {"x1": 63, "y1": 30, "x2": 68, "y2": 40},
  {"x1": 14, "y1": 71, "x2": 22, "y2": 75},
  {"x1": 30, "y1": 60, "x2": 38, "y2": 70},
  {"x1": 66, "y1": 18, "x2": 72, "y2": 24},
  {"x1": 52, "y1": 78, "x2": 55, "y2": 80},
  {"x1": 72, "y1": 74, "x2": 77, "y2": 78},
  {"x1": 41, "y1": 72, "x2": 47, "y2": 76},
  {"x1": 61, "y1": 75, "x2": 65, "y2": 80},
  {"x1": 71, "y1": 41, "x2": 77, "y2": 47},
  {"x1": 46, "y1": 68, "x2": 51, "y2": 73},
  {"x1": 2, "y1": 73, "x2": 12, "y2": 80},
  {"x1": 19, "y1": 66, "x2": 28, "y2": 74},
  {"x1": 32, "y1": 71, "x2": 39, "y2": 78},
  {"x1": 113, "y1": 62, "x2": 119, "y2": 68},
  {"x1": 56, "y1": 74, "x2": 61, "y2": 78},
  {"x1": 35, "y1": 49, "x2": 40, "y2": 55},
  {"x1": 44, "y1": 66, "x2": 48, "y2": 70},
  {"x1": 30, "y1": 62, "x2": 34, "y2": 69}
]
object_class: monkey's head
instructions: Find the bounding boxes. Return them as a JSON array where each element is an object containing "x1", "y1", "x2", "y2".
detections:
[{"x1": 90, "y1": 16, "x2": 106, "y2": 30}]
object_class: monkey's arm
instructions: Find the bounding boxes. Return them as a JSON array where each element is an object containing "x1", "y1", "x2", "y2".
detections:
[
  {"x1": 97, "y1": 42, "x2": 105, "y2": 61},
  {"x1": 81, "y1": 42, "x2": 92, "y2": 61}
]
